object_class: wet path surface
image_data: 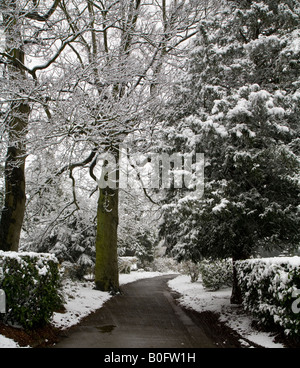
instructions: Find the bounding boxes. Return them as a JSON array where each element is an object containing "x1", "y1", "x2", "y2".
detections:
[{"x1": 53, "y1": 275, "x2": 242, "y2": 348}]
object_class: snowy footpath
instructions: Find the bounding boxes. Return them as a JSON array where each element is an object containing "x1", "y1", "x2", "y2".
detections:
[{"x1": 0, "y1": 271, "x2": 285, "y2": 348}]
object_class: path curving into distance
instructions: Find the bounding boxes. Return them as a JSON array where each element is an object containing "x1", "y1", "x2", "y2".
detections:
[{"x1": 53, "y1": 275, "x2": 243, "y2": 348}]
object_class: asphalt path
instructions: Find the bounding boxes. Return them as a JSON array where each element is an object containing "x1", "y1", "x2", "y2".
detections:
[{"x1": 53, "y1": 275, "x2": 242, "y2": 348}]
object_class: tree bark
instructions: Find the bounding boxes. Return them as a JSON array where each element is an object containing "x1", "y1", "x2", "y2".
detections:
[
  {"x1": 230, "y1": 248, "x2": 250, "y2": 304},
  {"x1": 0, "y1": 1, "x2": 30, "y2": 251},
  {"x1": 0, "y1": 103, "x2": 29, "y2": 251},
  {"x1": 230, "y1": 258, "x2": 243, "y2": 304},
  {"x1": 94, "y1": 146, "x2": 120, "y2": 292},
  {"x1": 95, "y1": 186, "x2": 120, "y2": 292}
]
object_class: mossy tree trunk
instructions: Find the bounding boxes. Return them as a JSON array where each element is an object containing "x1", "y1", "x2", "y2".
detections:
[
  {"x1": 94, "y1": 147, "x2": 120, "y2": 292},
  {"x1": 0, "y1": 1, "x2": 30, "y2": 251},
  {"x1": 0, "y1": 103, "x2": 29, "y2": 251},
  {"x1": 95, "y1": 186, "x2": 120, "y2": 292}
]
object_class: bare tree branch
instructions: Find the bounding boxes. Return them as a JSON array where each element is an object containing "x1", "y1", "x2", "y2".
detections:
[{"x1": 21, "y1": 0, "x2": 60, "y2": 22}]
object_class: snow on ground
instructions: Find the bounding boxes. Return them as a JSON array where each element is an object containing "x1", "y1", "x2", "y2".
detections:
[
  {"x1": 0, "y1": 334, "x2": 21, "y2": 348},
  {"x1": 168, "y1": 275, "x2": 285, "y2": 348},
  {"x1": 0, "y1": 271, "x2": 286, "y2": 348},
  {"x1": 119, "y1": 270, "x2": 170, "y2": 286},
  {"x1": 52, "y1": 271, "x2": 167, "y2": 329},
  {"x1": 0, "y1": 271, "x2": 167, "y2": 348},
  {"x1": 51, "y1": 279, "x2": 112, "y2": 330}
]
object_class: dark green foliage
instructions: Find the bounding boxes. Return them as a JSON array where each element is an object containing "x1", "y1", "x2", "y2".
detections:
[
  {"x1": 199, "y1": 259, "x2": 233, "y2": 290},
  {"x1": 119, "y1": 229, "x2": 155, "y2": 268},
  {"x1": 236, "y1": 258, "x2": 300, "y2": 337},
  {"x1": 0, "y1": 251, "x2": 63, "y2": 329},
  {"x1": 25, "y1": 213, "x2": 96, "y2": 281},
  {"x1": 159, "y1": 0, "x2": 300, "y2": 264}
]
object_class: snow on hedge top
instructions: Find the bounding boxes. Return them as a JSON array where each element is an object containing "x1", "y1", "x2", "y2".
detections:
[
  {"x1": 239, "y1": 256, "x2": 300, "y2": 268},
  {"x1": 0, "y1": 251, "x2": 59, "y2": 278},
  {"x1": 0, "y1": 250, "x2": 58, "y2": 263}
]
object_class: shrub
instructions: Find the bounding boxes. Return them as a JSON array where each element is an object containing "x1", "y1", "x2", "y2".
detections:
[
  {"x1": 181, "y1": 260, "x2": 201, "y2": 283},
  {"x1": 0, "y1": 251, "x2": 63, "y2": 329},
  {"x1": 236, "y1": 257, "x2": 300, "y2": 337},
  {"x1": 199, "y1": 258, "x2": 233, "y2": 291},
  {"x1": 23, "y1": 213, "x2": 96, "y2": 281},
  {"x1": 151, "y1": 256, "x2": 181, "y2": 273},
  {"x1": 118, "y1": 257, "x2": 138, "y2": 274}
]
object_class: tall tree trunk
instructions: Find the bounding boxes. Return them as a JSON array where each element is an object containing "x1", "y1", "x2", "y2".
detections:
[
  {"x1": 92, "y1": 0, "x2": 141, "y2": 292},
  {"x1": 230, "y1": 258, "x2": 243, "y2": 304},
  {"x1": 0, "y1": 103, "x2": 29, "y2": 251},
  {"x1": 95, "y1": 186, "x2": 120, "y2": 292},
  {"x1": 230, "y1": 249, "x2": 249, "y2": 304},
  {"x1": 0, "y1": 1, "x2": 29, "y2": 251},
  {"x1": 94, "y1": 147, "x2": 120, "y2": 292}
]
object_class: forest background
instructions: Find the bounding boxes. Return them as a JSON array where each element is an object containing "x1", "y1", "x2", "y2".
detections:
[{"x1": 0, "y1": 0, "x2": 299, "y2": 304}]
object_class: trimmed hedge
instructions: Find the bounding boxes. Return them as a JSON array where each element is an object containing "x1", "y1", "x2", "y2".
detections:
[
  {"x1": 199, "y1": 258, "x2": 233, "y2": 290},
  {"x1": 0, "y1": 251, "x2": 63, "y2": 329},
  {"x1": 236, "y1": 257, "x2": 300, "y2": 337}
]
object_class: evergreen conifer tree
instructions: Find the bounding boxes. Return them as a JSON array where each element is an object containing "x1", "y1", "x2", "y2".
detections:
[{"x1": 159, "y1": 0, "x2": 300, "y2": 303}]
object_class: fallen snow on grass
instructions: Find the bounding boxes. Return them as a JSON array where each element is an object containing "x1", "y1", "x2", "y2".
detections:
[
  {"x1": 168, "y1": 275, "x2": 285, "y2": 348},
  {"x1": 51, "y1": 280, "x2": 112, "y2": 329}
]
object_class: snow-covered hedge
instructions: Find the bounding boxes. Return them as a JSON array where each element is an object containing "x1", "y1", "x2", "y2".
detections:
[
  {"x1": 236, "y1": 257, "x2": 300, "y2": 337},
  {"x1": 199, "y1": 258, "x2": 233, "y2": 290},
  {"x1": 0, "y1": 251, "x2": 63, "y2": 329}
]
